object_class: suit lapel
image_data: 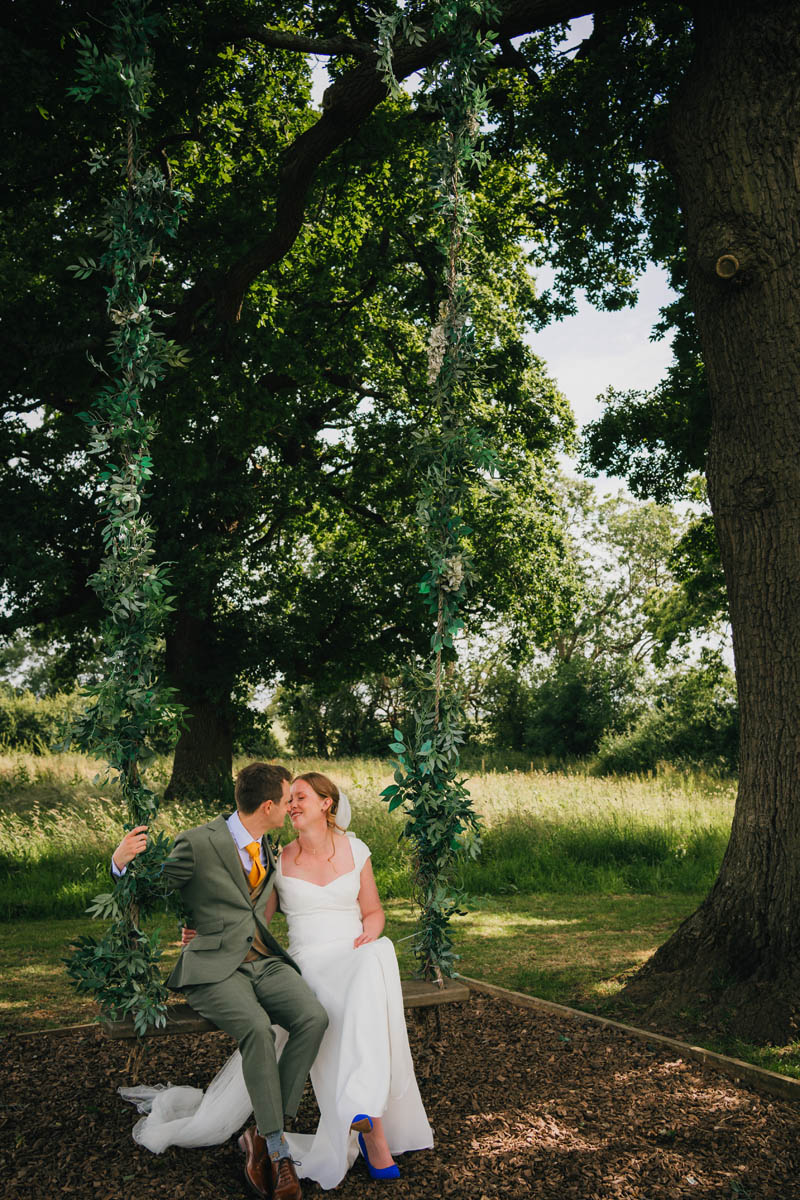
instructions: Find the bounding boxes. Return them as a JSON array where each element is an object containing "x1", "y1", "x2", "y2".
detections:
[
  {"x1": 263, "y1": 835, "x2": 277, "y2": 878},
  {"x1": 208, "y1": 815, "x2": 252, "y2": 904}
]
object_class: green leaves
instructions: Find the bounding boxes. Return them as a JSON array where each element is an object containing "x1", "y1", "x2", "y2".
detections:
[
  {"x1": 63, "y1": 0, "x2": 185, "y2": 1036},
  {"x1": 67, "y1": 257, "x2": 99, "y2": 280},
  {"x1": 65, "y1": 926, "x2": 169, "y2": 1030}
]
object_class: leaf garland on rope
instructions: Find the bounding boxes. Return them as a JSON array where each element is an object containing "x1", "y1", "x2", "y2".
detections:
[
  {"x1": 375, "y1": 1, "x2": 500, "y2": 982},
  {"x1": 63, "y1": 0, "x2": 188, "y2": 1036}
]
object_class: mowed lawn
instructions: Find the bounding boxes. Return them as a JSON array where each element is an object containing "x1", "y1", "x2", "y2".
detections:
[{"x1": 0, "y1": 892, "x2": 700, "y2": 1034}]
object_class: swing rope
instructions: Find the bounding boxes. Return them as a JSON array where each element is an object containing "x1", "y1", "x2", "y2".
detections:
[
  {"x1": 64, "y1": 0, "x2": 499, "y2": 1029},
  {"x1": 376, "y1": 2, "x2": 499, "y2": 982}
]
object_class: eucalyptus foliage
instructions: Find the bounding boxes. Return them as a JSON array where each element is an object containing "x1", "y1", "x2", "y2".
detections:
[
  {"x1": 63, "y1": 0, "x2": 186, "y2": 1035},
  {"x1": 376, "y1": 1, "x2": 499, "y2": 980}
]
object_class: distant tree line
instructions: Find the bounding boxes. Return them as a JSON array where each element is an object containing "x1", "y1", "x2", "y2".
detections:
[
  {"x1": 1, "y1": 471, "x2": 734, "y2": 772},
  {"x1": 252, "y1": 480, "x2": 737, "y2": 773},
  {"x1": 273, "y1": 650, "x2": 737, "y2": 775}
]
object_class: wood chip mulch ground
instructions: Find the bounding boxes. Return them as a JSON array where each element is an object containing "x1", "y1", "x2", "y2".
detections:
[{"x1": 2, "y1": 993, "x2": 799, "y2": 1200}]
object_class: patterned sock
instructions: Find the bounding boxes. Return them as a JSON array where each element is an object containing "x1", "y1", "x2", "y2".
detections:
[{"x1": 265, "y1": 1130, "x2": 290, "y2": 1160}]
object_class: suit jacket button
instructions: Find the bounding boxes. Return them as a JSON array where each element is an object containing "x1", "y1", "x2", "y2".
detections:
[{"x1": 247, "y1": 936, "x2": 253, "y2": 942}]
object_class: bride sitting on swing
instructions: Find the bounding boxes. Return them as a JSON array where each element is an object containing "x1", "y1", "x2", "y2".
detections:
[{"x1": 120, "y1": 771, "x2": 432, "y2": 1191}]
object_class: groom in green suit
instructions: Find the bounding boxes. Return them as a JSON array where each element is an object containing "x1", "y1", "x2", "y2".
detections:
[{"x1": 112, "y1": 762, "x2": 327, "y2": 1200}]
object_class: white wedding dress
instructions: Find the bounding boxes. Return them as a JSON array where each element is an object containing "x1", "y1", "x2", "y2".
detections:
[{"x1": 120, "y1": 836, "x2": 433, "y2": 1190}]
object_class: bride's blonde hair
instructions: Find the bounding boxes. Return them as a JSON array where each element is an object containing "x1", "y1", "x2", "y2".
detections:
[{"x1": 293, "y1": 772, "x2": 345, "y2": 863}]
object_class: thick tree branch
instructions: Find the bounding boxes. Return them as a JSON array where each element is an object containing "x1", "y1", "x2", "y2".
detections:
[
  {"x1": 324, "y1": 482, "x2": 392, "y2": 529},
  {"x1": 247, "y1": 506, "x2": 307, "y2": 554},
  {"x1": 229, "y1": 24, "x2": 376, "y2": 61},
  {"x1": 173, "y1": 1, "x2": 610, "y2": 336},
  {"x1": 495, "y1": 37, "x2": 542, "y2": 90}
]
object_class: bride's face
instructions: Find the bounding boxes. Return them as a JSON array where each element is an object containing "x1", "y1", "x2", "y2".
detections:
[{"x1": 289, "y1": 779, "x2": 330, "y2": 830}]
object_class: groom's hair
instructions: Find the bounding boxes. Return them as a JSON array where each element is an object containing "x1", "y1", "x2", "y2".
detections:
[{"x1": 235, "y1": 762, "x2": 292, "y2": 815}]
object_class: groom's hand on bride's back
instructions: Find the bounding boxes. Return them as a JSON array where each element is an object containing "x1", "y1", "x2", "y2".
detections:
[{"x1": 112, "y1": 824, "x2": 149, "y2": 871}]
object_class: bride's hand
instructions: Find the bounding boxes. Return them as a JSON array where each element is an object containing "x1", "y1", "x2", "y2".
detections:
[
  {"x1": 353, "y1": 931, "x2": 377, "y2": 947},
  {"x1": 181, "y1": 927, "x2": 197, "y2": 946}
]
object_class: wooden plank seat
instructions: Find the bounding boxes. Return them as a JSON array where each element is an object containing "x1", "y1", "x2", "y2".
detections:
[{"x1": 103, "y1": 976, "x2": 470, "y2": 1038}]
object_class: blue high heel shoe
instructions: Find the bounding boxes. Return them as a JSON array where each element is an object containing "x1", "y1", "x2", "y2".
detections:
[{"x1": 351, "y1": 1114, "x2": 400, "y2": 1180}]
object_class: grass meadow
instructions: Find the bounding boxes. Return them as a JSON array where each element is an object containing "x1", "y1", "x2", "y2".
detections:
[
  {"x1": 0, "y1": 750, "x2": 735, "y2": 920},
  {"x1": 4, "y1": 749, "x2": 797, "y2": 1078}
]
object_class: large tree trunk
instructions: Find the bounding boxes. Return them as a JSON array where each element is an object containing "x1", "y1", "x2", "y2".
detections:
[
  {"x1": 623, "y1": 0, "x2": 800, "y2": 1041},
  {"x1": 164, "y1": 608, "x2": 236, "y2": 807}
]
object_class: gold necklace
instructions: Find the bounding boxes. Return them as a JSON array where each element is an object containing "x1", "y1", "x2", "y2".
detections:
[{"x1": 300, "y1": 834, "x2": 330, "y2": 856}]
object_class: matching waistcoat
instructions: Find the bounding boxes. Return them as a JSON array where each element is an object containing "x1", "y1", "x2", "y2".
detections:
[{"x1": 242, "y1": 859, "x2": 273, "y2": 962}]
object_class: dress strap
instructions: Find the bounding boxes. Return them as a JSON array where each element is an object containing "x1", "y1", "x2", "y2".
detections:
[{"x1": 350, "y1": 836, "x2": 372, "y2": 872}]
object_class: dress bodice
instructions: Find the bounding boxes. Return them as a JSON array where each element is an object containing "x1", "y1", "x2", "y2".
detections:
[{"x1": 275, "y1": 836, "x2": 371, "y2": 957}]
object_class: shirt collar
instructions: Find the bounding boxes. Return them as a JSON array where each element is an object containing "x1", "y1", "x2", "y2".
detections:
[{"x1": 227, "y1": 810, "x2": 260, "y2": 850}]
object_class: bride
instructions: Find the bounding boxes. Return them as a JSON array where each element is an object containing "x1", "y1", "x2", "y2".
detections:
[{"x1": 120, "y1": 773, "x2": 433, "y2": 1190}]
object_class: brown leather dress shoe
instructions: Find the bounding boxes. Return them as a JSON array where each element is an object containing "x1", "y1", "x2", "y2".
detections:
[
  {"x1": 269, "y1": 1154, "x2": 302, "y2": 1200},
  {"x1": 238, "y1": 1125, "x2": 271, "y2": 1199}
]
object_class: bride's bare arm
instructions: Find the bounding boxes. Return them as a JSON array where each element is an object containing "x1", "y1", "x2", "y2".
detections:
[
  {"x1": 263, "y1": 890, "x2": 278, "y2": 923},
  {"x1": 354, "y1": 858, "x2": 385, "y2": 947}
]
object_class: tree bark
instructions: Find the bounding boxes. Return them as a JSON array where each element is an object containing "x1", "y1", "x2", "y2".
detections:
[
  {"x1": 623, "y1": 0, "x2": 800, "y2": 1041},
  {"x1": 164, "y1": 608, "x2": 236, "y2": 807}
]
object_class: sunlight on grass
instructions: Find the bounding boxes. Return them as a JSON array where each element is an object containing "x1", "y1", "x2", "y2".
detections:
[
  {"x1": 0, "y1": 751, "x2": 737, "y2": 919},
  {"x1": 10, "y1": 896, "x2": 669, "y2": 1034}
]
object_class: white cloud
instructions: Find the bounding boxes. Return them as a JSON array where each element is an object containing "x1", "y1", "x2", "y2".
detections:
[{"x1": 530, "y1": 263, "x2": 676, "y2": 433}]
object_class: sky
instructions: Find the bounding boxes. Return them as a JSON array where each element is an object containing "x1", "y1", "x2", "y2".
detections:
[
  {"x1": 530, "y1": 265, "x2": 676, "y2": 488},
  {"x1": 529, "y1": 265, "x2": 676, "y2": 433}
]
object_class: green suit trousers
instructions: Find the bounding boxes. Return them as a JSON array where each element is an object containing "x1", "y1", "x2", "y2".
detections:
[{"x1": 183, "y1": 955, "x2": 328, "y2": 1134}]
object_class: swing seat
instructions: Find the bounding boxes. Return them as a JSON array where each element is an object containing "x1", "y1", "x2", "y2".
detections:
[{"x1": 102, "y1": 976, "x2": 470, "y2": 1038}]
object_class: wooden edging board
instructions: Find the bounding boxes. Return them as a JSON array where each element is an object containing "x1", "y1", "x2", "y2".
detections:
[
  {"x1": 6, "y1": 1021, "x2": 98, "y2": 1039},
  {"x1": 458, "y1": 974, "x2": 800, "y2": 1105},
  {"x1": 15, "y1": 974, "x2": 797, "y2": 1106}
]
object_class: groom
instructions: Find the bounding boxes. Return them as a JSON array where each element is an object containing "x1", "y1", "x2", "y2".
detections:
[{"x1": 112, "y1": 762, "x2": 328, "y2": 1200}]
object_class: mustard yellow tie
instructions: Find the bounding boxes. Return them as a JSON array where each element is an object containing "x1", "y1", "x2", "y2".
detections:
[{"x1": 245, "y1": 841, "x2": 266, "y2": 889}]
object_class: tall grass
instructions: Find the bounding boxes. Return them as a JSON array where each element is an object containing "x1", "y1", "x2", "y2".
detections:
[
  {"x1": 462, "y1": 767, "x2": 734, "y2": 895},
  {"x1": 0, "y1": 752, "x2": 736, "y2": 919}
]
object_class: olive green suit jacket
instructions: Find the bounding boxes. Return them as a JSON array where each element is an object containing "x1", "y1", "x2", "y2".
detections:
[{"x1": 162, "y1": 814, "x2": 300, "y2": 990}]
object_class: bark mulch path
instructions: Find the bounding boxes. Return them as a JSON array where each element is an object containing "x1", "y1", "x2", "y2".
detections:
[{"x1": 2, "y1": 993, "x2": 799, "y2": 1200}]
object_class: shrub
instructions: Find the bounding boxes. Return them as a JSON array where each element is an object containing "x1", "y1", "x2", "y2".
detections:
[
  {"x1": 0, "y1": 687, "x2": 84, "y2": 753},
  {"x1": 477, "y1": 656, "x2": 643, "y2": 760},
  {"x1": 277, "y1": 682, "x2": 393, "y2": 758},
  {"x1": 523, "y1": 657, "x2": 643, "y2": 759},
  {"x1": 594, "y1": 652, "x2": 738, "y2": 774},
  {"x1": 232, "y1": 704, "x2": 283, "y2": 758}
]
